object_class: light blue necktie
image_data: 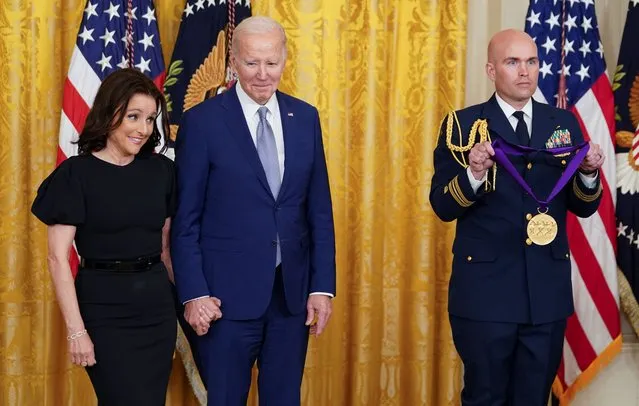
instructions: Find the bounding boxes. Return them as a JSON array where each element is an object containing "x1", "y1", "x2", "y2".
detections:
[{"x1": 256, "y1": 106, "x2": 281, "y2": 266}]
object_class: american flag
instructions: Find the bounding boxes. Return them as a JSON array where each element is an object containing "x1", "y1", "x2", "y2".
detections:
[
  {"x1": 525, "y1": 0, "x2": 620, "y2": 403},
  {"x1": 59, "y1": 0, "x2": 166, "y2": 274}
]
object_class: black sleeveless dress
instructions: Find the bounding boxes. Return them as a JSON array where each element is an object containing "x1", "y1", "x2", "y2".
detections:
[{"x1": 31, "y1": 153, "x2": 177, "y2": 405}]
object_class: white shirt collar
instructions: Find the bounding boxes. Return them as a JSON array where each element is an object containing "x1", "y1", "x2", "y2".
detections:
[
  {"x1": 494, "y1": 92, "x2": 533, "y2": 120},
  {"x1": 235, "y1": 81, "x2": 279, "y2": 119}
]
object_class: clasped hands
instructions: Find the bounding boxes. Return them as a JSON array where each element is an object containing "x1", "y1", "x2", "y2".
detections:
[
  {"x1": 184, "y1": 295, "x2": 333, "y2": 337},
  {"x1": 468, "y1": 141, "x2": 604, "y2": 180},
  {"x1": 184, "y1": 297, "x2": 222, "y2": 336}
]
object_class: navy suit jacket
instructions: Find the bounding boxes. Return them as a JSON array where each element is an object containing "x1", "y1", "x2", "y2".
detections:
[
  {"x1": 171, "y1": 85, "x2": 336, "y2": 320},
  {"x1": 429, "y1": 95, "x2": 602, "y2": 325}
]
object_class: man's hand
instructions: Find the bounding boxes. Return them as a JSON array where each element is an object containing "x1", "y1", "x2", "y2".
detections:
[
  {"x1": 468, "y1": 141, "x2": 495, "y2": 180},
  {"x1": 305, "y1": 295, "x2": 332, "y2": 336},
  {"x1": 184, "y1": 297, "x2": 222, "y2": 336},
  {"x1": 579, "y1": 142, "x2": 605, "y2": 176}
]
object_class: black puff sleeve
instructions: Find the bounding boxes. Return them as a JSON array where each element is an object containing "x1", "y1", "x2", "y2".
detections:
[{"x1": 31, "y1": 158, "x2": 85, "y2": 226}]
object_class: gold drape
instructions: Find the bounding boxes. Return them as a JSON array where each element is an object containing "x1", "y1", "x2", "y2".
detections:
[{"x1": 0, "y1": 1, "x2": 466, "y2": 405}]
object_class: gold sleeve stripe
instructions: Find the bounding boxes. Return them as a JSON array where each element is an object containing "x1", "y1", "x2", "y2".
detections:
[
  {"x1": 448, "y1": 176, "x2": 473, "y2": 208},
  {"x1": 573, "y1": 177, "x2": 603, "y2": 202}
]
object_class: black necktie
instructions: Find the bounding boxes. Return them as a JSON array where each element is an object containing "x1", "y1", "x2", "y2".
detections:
[{"x1": 512, "y1": 111, "x2": 530, "y2": 146}]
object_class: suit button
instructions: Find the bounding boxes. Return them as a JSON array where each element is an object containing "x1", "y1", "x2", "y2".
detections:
[
  {"x1": 526, "y1": 162, "x2": 533, "y2": 170},
  {"x1": 525, "y1": 238, "x2": 532, "y2": 246},
  {"x1": 271, "y1": 241, "x2": 278, "y2": 247},
  {"x1": 467, "y1": 256, "x2": 472, "y2": 262},
  {"x1": 565, "y1": 253, "x2": 570, "y2": 258},
  {"x1": 561, "y1": 160, "x2": 567, "y2": 166},
  {"x1": 526, "y1": 213, "x2": 532, "y2": 221}
]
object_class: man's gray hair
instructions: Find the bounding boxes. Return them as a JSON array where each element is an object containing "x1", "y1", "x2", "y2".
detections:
[{"x1": 231, "y1": 16, "x2": 287, "y2": 55}]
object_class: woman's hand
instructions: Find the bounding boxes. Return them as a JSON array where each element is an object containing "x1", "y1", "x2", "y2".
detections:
[{"x1": 68, "y1": 330, "x2": 97, "y2": 367}]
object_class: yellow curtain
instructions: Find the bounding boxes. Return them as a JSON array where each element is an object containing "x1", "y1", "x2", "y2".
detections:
[{"x1": 0, "y1": 0, "x2": 466, "y2": 405}]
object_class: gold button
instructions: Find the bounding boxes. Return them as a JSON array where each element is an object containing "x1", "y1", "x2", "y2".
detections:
[
  {"x1": 467, "y1": 256, "x2": 472, "y2": 262},
  {"x1": 561, "y1": 160, "x2": 567, "y2": 165},
  {"x1": 527, "y1": 162, "x2": 533, "y2": 170},
  {"x1": 526, "y1": 213, "x2": 532, "y2": 221},
  {"x1": 526, "y1": 238, "x2": 532, "y2": 246}
]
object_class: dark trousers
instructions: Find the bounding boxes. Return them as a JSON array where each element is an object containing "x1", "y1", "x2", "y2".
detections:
[
  {"x1": 450, "y1": 315, "x2": 566, "y2": 406},
  {"x1": 198, "y1": 269, "x2": 310, "y2": 406}
]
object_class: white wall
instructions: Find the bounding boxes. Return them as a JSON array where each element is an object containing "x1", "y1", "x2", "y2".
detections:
[{"x1": 464, "y1": 1, "x2": 637, "y2": 404}]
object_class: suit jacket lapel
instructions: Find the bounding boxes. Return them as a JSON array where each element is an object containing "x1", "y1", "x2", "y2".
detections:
[
  {"x1": 221, "y1": 85, "x2": 273, "y2": 197},
  {"x1": 483, "y1": 94, "x2": 519, "y2": 145},
  {"x1": 276, "y1": 91, "x2": 294, "y2": 202},
  {"x1": 530, "y1": 99, "x2": 558, "y2": 149}
]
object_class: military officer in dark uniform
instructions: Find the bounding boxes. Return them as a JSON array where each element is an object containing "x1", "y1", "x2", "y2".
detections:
[{"x1": 429, "y1": 29, "x2": 605, "y2": 405}]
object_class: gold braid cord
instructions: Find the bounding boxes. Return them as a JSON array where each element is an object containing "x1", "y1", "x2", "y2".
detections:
[
  {"x1": 572, "y1": 177, "x2": 602, "y2": 202},
  {"x1": 444, "y1": 111, "x2": 496, "y2": 192}
]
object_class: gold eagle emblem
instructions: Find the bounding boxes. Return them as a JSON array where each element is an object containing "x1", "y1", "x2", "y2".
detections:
[
  {"x1": 615, "y1": 74, "x2": 639, "y2": 171},
  {"x1": 170, "y1": 30, "x2": 229, "y2": 141}
]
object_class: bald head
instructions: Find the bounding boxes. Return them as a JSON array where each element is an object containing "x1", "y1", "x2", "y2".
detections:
[
  {"x1": 487, "y1": 29, "x2": 536, "y2": 63},
  {"x1": 485, "y1": 29, "x2": 539, "y2": 109}
]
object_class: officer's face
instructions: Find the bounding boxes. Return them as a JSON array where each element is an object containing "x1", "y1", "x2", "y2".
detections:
[{"x1": 486, "y1": 35, "x2": 539, "y2": 107}]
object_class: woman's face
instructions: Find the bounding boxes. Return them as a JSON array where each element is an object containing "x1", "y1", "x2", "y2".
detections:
[{"x1": 107, "y1": 93, "x2": 157, "y2": 157}]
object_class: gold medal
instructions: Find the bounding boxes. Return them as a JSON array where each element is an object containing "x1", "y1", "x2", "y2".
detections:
[{"x1": 526, "y1": 209, "x2": 558, "y2": 246}]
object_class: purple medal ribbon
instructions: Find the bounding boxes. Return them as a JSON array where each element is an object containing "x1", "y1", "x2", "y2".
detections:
[{"x1": 491, "y1": 138, "x2": 590, "y2": 210}]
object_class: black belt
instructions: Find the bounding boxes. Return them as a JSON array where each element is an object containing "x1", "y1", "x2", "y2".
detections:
[{"x1": 80, "y1": 255, "x2": 161, "y2": 271}]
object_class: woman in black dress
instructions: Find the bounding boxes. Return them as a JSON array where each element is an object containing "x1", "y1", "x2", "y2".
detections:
[{"x1": 32, "y1": 68, "x2": 178, "y2": 405}]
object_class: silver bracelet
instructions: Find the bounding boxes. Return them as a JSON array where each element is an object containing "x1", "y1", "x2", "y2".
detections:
[{"x1": 67, "y1": 329, "x2": 87, "y2": 341}]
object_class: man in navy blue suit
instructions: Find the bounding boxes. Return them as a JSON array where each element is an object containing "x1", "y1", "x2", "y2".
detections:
[
  {"x1": 430, "y1": 29, "x2": 605, "y2": 405},
  {"x1": 171, "y1": 16, "x2": 336, "y2": 406}
]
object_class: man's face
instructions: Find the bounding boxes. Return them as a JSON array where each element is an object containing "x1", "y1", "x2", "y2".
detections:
[
  {"x1": 486, "y1": 35, "x2": 539, "y2": 105},
  {"x1": 231, "y1": 30, "x2": 286, "y2": 104}
]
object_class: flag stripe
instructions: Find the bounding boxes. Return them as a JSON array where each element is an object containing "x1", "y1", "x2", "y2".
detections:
[
  {"x1": 564, "y1": 312, "x2": 596, "y2": 371},
  {"x1": 567, "y1": 215, "x2": 620, "y2": 337},
  {"x1": 570, "y1": 259, "x2": 614, "y2": 353},
  {"x1": 62, "y1": 78, "x2": 90, "y2": 134},
  {"x1": 571, "y1": 108, "x2": 618, "y2": 245},
  {"x1": 576, "y1": 213, "x2": 620, "y2": 306},
  {"x1": 67, "y1": 47, "x2": 101, "y2": 107},
  {"x1": 572, "y1": 83, "x2": 618, "y2": 203},
  {"x1": 589, "y1": 74, "x2": 617, "y2": 146}
]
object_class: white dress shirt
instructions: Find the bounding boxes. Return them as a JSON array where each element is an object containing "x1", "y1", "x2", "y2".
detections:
[
  {"x1": 235, "y1": 82, "x2": 285, "y2": 179},
  {"x1": 467, "y1": 93, "x2": 597, "y2": 192}
]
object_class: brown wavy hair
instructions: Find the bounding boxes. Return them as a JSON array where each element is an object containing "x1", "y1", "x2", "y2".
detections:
[{"x1": 76, "y1": 68, "x2": 170, "y2": 155}]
